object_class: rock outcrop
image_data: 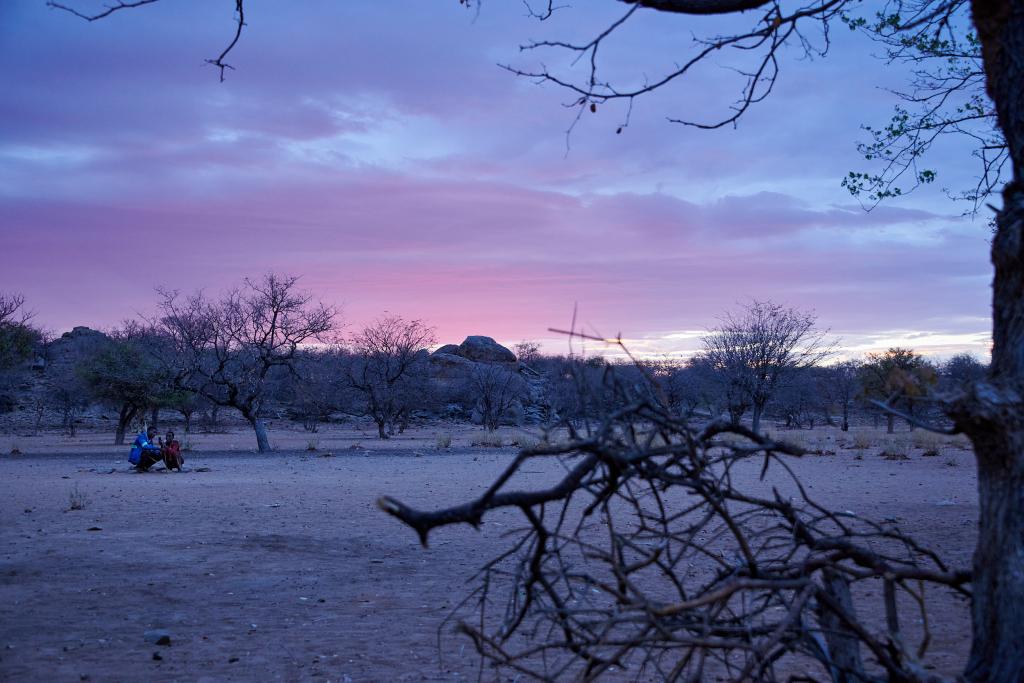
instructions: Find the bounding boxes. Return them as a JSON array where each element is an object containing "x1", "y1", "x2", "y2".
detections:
[{"x1": 457, "y1": 336, "x2": 516, "y2": 363}]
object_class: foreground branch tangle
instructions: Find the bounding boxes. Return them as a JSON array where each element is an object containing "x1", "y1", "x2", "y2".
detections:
[{"x1": 381, "y1": 368, "x2": 968, "y2": 682}]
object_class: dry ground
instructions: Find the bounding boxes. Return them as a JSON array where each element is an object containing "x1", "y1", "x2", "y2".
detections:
[{"x1": 0, "y1": 423, "x2": 978, "y2": 681}]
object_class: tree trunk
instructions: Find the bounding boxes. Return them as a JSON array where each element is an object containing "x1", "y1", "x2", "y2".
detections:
[
  {"x1": 149, "y1": 405, "x2": 159, "y2": 430},
  {"x1": 376, "y1": 420, "x2": 389, "y2": 440},
  {"x1": 960, "y1": 418, "x2": 1024, "y2": 682},
  {"x1": 249, "y1": 415, "x2": 271, "y2": 453},
  {"x1": 115, "y1": 404, "x2": 137, "y2": 446},
  {"x1": 959, "y1": 3, "x2": 1024, "y2": 678},
  {"x1": 841, "y1": 403, "x2": 849, "y2": 432},
  {"x1": 886, "y1": 413, "x2": 894, "y2": 434},
  {"x1": 751, "y1": 403, "x2": 763, "y2": 434}
]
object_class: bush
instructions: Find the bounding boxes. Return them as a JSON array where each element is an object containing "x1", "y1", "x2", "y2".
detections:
[
  {"x1": 851, "y1": 431, "x2": 874, "y2": 450},
  {"x1": 471, "y1": 433, "x2": 504, "y2": 448},
  {"x1": 879, "y1": 439, "x2": 910, "y2": 461},
  {"x1": 435, "y1": 433, "x2": 453, "y2": 450}
]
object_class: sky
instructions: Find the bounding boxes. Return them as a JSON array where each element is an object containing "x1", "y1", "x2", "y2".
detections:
[{"x1": 0, "y1": 1, "x2": 993, "y2": 360}]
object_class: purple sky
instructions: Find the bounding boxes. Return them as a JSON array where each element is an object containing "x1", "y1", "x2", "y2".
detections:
[{"x1": 0, "y1": 1, "x2": 992, "y2": 359}]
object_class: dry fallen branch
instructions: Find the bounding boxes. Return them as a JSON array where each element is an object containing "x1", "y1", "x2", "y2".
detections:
[{"x1": 381, "y1": 359, "x2": 968, "y2": 681}]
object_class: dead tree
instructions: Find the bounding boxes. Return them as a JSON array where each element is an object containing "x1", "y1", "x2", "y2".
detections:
[
  {"x1": 155, "y1": 274, "x2": 336, "y2": 452},
  {"x1": 470, "y1": 363, "x2": 528, "y2": 431},
  {"x1": 348, "y1": 315, "x2": 435, "y2": 439},
  {"x1": 382, "y1": 359, "x2": 969, "y2": 682},
  {"x1": 700, "y1": 301, "x2": 831, "y2": 434}
]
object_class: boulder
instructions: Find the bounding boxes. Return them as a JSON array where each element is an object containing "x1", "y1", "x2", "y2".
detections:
[
  {"x1": 457, "y1": 336, "x2": 516, "y2": 363},
  {"x1": 432, "y1": 344, "x2": 461, "y2": 356}
]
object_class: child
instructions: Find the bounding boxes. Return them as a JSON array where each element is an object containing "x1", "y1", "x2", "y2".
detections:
[{"x1": 160, "y1": 430, "x2": 184, "y2": 472}]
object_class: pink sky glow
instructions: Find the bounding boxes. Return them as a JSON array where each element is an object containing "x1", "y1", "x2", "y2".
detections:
[{"x1": 0, "y1": 2, "x2": 993, "y2": 360}]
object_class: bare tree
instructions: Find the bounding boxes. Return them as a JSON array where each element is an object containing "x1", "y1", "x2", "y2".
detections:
[
  {"x1": 512, "y1": 340, "x2": 541, "y2": 366},
  {"x1": 470, "y1": 363, "x2": 528, "y2": 431},
  {"x1": 700, "y1": 301, "x2": 831, "y2": 434},
  {"x1": 348, "y1": 315, "x2": 435, "y2": 439},
  {"x1": 819, "y1": 360, "x2": 863, "y2": 432},
  {"x1": 155, "y1": 274, "x2": 336, "y2": 452}
]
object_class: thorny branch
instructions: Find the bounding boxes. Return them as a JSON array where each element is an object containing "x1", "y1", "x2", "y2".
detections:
[{"x1": 381, "y1": 356, "x2": 969, "y2": 681}]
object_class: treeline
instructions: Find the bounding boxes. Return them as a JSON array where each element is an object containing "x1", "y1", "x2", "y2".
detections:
[{"x1": 0, "y1": 280, "x2": 987, "y2": 452}]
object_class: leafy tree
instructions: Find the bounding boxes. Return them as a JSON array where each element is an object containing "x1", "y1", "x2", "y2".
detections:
[
  {"x1": 0, "y1": 293, "x2": 42, "y2": 412},
  {"x1": 860, "y1": 347, "x2": 937, "y2": 433},
  {"x1": 79, "y1": 326, "x2": 167, "y2": 444}
]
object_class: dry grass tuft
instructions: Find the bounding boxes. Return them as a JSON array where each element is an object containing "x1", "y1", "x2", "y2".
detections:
[
  {"x1": 879, "y1": 439, "x2": 911, "y2": 461},
  {"x1": 435, "y1": 433, "x2": 453, "y2": 450},
  {"x1": 911, "y1": 430, "x2": 944, "y2": 452},
  {"x1": 471, "y1": 433, "x2": 505, "y2": 448},
  {"x1": 67, "y1": 484, "x2": 89, "y2": 511}
]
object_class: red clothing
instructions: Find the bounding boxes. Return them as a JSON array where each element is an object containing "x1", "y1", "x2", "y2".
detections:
[{"x1": 162, "y1": 440, "x2": 183, "y2": 470}]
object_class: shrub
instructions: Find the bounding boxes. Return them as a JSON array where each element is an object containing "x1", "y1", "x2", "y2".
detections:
[
  {"x1": 306, "y1": 438, "x2": 319, "y2": 452},
  {"x1": 851, "y1": 431, "x2": 874, "y2": 450},
  {"x1": 435, "y1": 433, "x2": 453, "y2": 450},
  {"x1": 912, "y1": 430, "x2": 943, "y2": 452},
  {"x1": 879, "y1": 439, "x2": 910, "y2": 461},
  {"x1": 471, "y1": 433, "x2": 504, "y2": 448}
]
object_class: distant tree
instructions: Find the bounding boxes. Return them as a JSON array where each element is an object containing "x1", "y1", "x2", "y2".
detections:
[
  {"x1": 79, "y1": 324, "x2": 168, "y2": 444},
  {"x1": 700, "y1": 301, "x2": 831, "y2": 433},
  {"x1": 512, "y1": 340, "x2": 541, "y2": 365},
  {"x1": 771, "y1": 366, "x2": 818, "y2": 429},
  {"x1": 942, "y1": 352, "x2": 988, "y2": 391},
  {"x1": 818, "y1": 359, "x2": 863, "y2": 432},
  {"x1": 284, "y1": 347, "x2": 349, "y2": 432},
  {"x1": 0, "y1": 293, "x2": 39, "y2": 371},
  {"x1": 155, "y1": 274, "x2": 336, "y2": 452},
  {"x1": 0, "y1": 293, "x2": 42, "y2": 412},
  {"x1": 470, "y1": 363, "x2": 528, "y2": 431},
  {"x1": 860, "y1": 347, "x2": 937, "y2": 433},
  {"x1": 348, "y1": 316, "x2": 435, "y2": 439}
]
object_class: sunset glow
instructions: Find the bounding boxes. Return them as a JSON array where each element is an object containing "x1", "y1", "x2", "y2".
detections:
[{"x1": 0, "y1": 2, "x2": 992, "y2": 359}]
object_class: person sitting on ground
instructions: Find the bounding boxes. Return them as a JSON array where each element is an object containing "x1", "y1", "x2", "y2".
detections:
[
  {"x1": 129, "y1": 427, "x2": 162, "y2": 472},
  {"x1": 160, "y1": 430, "x2": 183, "y2": 472}
]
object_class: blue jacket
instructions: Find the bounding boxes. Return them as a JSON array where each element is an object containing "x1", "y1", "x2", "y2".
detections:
[{"x1": 129, "y1": 432, "x2": 159, "y2": 464}]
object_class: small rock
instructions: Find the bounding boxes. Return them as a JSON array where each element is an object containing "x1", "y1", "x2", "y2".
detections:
[
  {"x1": 144, "y1": 630, "x2": 172, "y2": 646},
  {"x1": 87, "y1": 527, "x2": 102, "y2": 532},
  {"x1": 152, "y1": 652, "x2": 162, "y2": 661},
  {"x1": 228, "y1": 656, "x2": 240, "y2": 663}
]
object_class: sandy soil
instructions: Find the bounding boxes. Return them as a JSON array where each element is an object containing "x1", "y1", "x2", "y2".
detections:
[{"x1": 0, "y1": 424, "x2": 978, "y2": 681}]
